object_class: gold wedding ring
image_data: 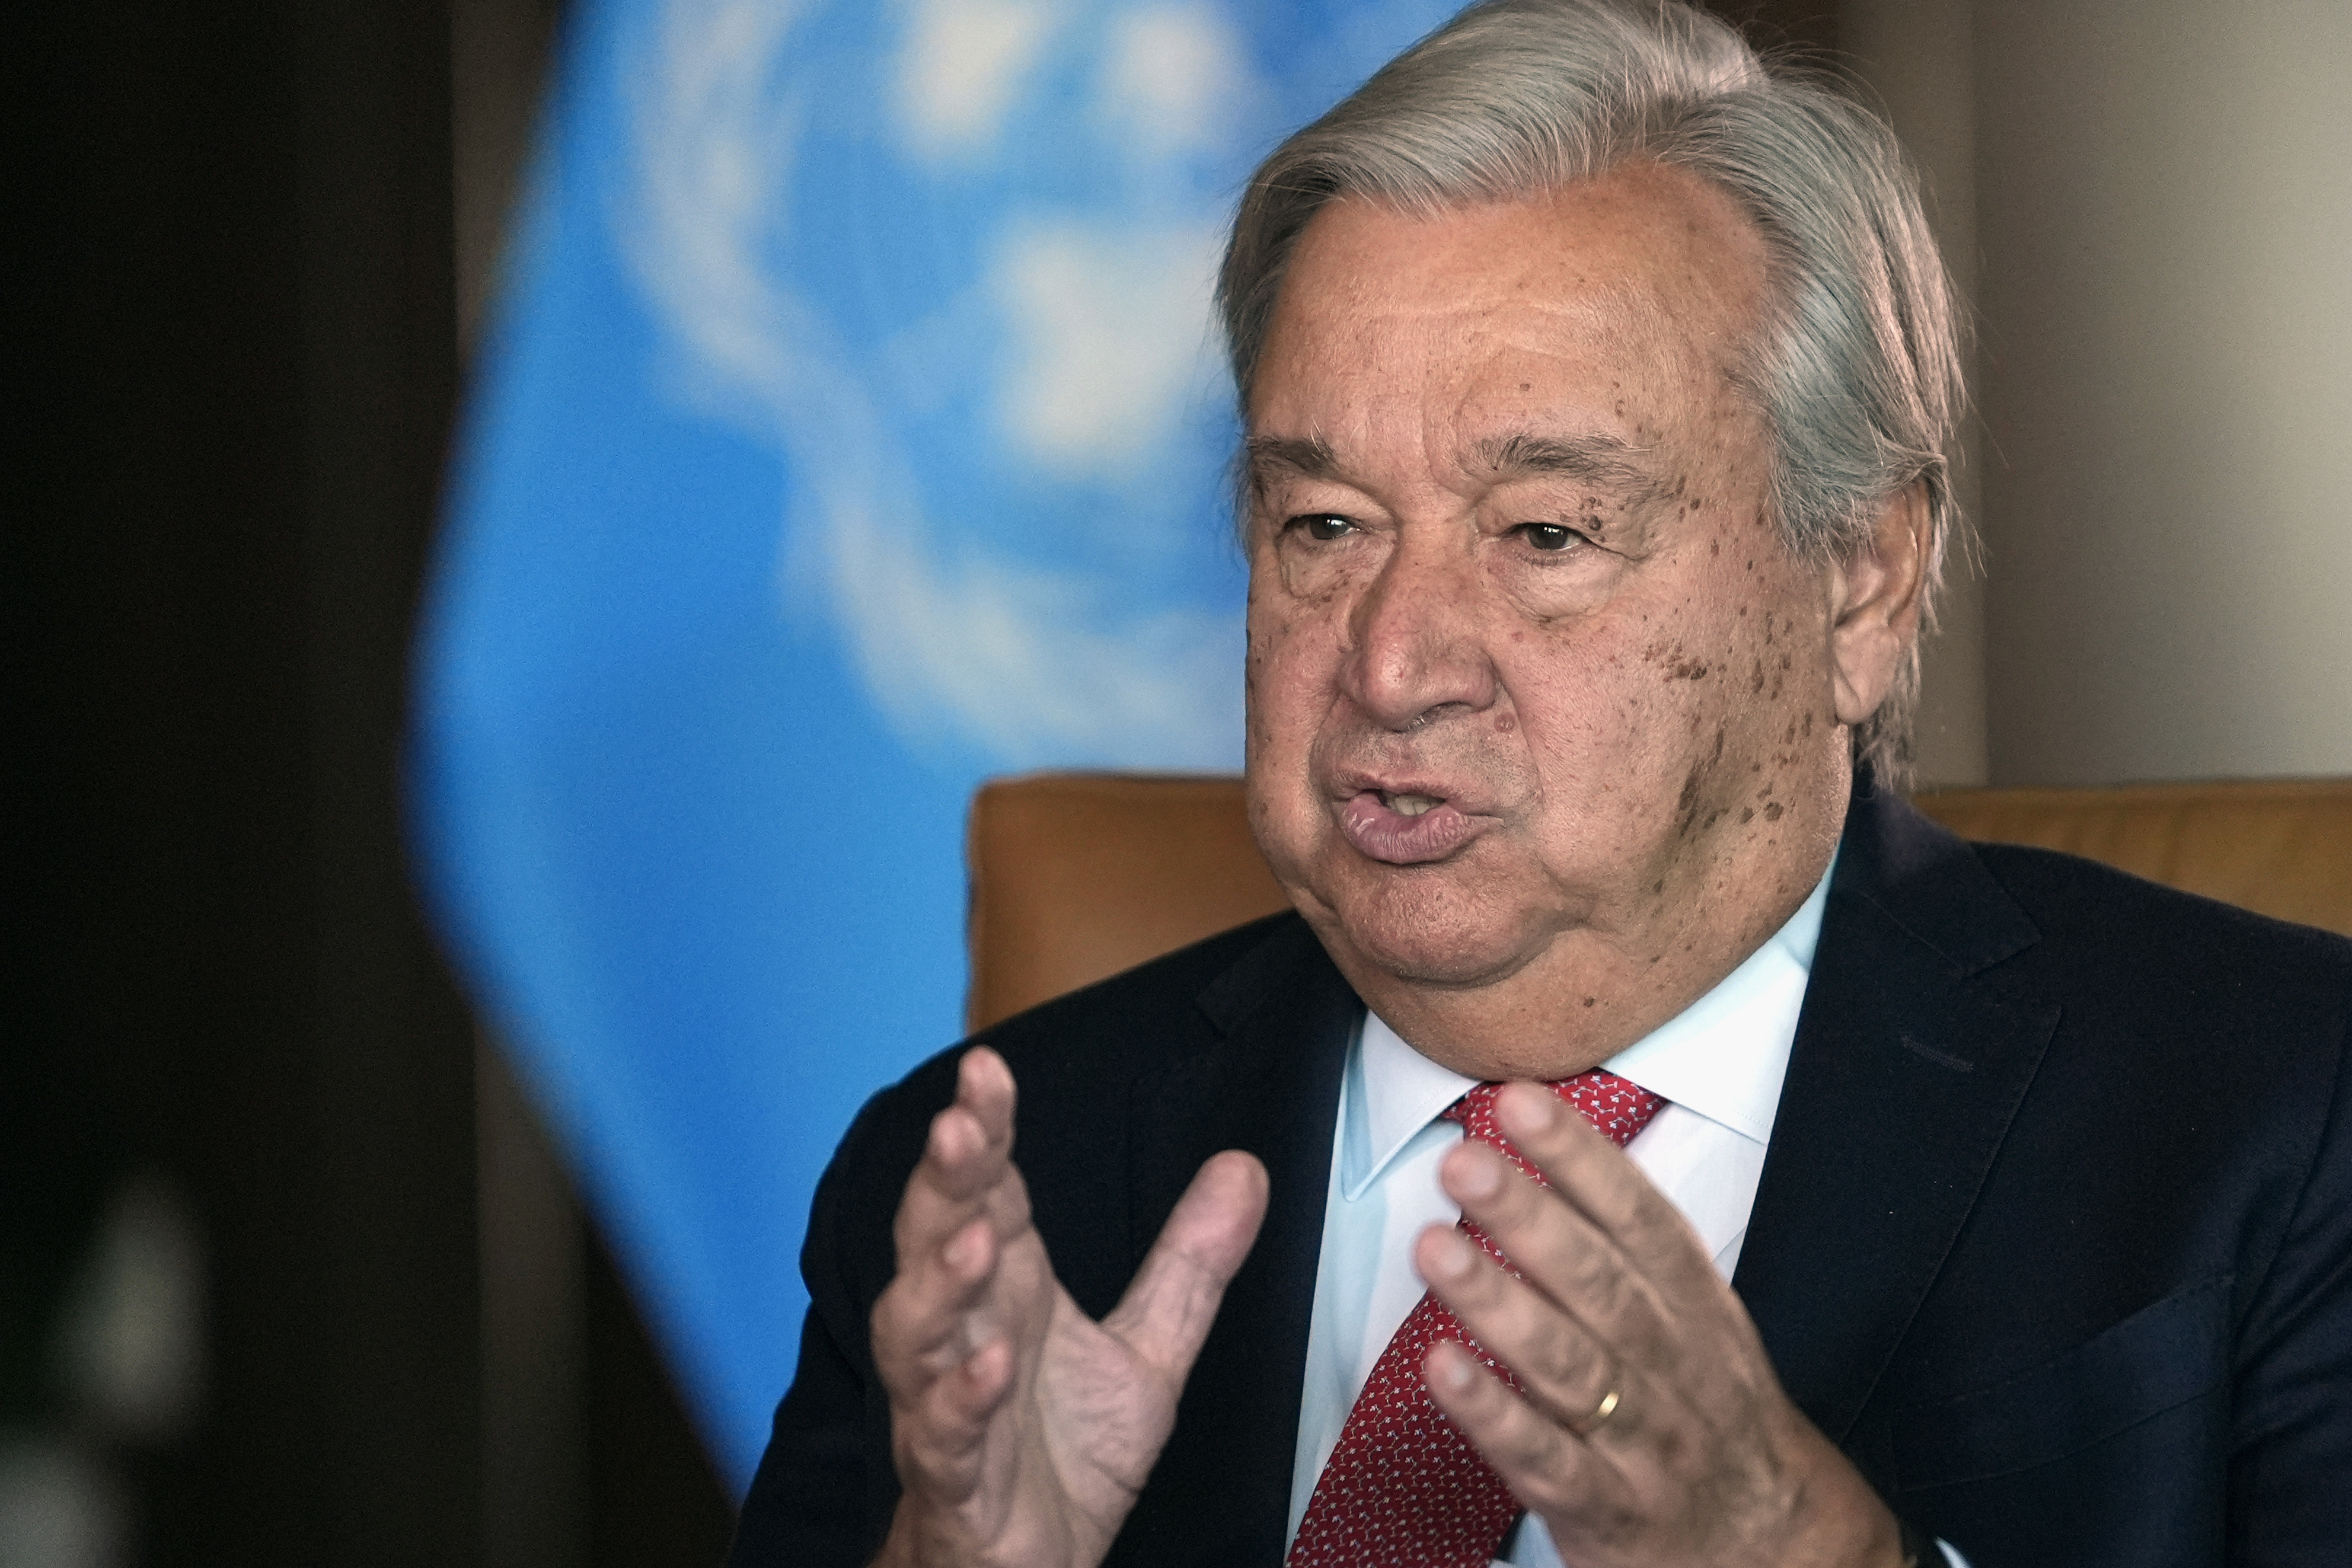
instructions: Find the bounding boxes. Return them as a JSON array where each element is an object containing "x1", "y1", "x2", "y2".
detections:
[{"x1": 1572, "y1": 1386, "x2": 1621, "y2": 1438}]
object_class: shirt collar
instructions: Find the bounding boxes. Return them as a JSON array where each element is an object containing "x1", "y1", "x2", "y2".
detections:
[
  {"x1": 1599, "y1": 857, "x2": 1830, "y2": 1145},
  {"x1": 1347, "y1": 852, "x2": 1834, "y2": 1192},
  {"x1": 1343, "y1": 1013, "x2": 1479, "y2": 1199}
]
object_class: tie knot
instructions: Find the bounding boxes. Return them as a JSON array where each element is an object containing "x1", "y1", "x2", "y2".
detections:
[{"x1": 1442, "y1": 1071, "x2": 1662, "y2": 1181}]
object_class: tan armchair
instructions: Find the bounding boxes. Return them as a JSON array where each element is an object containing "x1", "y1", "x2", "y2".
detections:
[{"x1": 965, "y1": 775, "x2": 2352, "y2": 1033}]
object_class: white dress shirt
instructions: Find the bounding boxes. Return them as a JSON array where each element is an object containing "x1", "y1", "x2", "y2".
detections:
[{"x1": 1279, "y1": 860, "x2": 1970, "y2": 1568}]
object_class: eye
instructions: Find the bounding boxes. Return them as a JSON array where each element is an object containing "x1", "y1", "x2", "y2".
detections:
[
  {"x1": 1514, "y1": 522, "x2": 1587, "y2": 553},
  {"x1": 1287, "y1": 513, "x2": 1358, "y2": 542}
]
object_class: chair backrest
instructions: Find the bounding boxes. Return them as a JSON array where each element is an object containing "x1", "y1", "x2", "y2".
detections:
[
  {"x1": 965, "y1": 773, "x2": 2352, "y2": 1032},
  {"x1": 966, "y1": 774, "x2": 1290, "y2": 1034}
]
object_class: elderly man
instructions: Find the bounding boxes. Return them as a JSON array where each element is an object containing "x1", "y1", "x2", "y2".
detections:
[{"x1": 729, "y1": 2, "x2": 2352, "y2": 1564}]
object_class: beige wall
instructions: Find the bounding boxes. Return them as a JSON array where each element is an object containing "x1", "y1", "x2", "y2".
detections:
[
  {"x1": 1843, "y1": 0, "x2": 1988, "y2": 788},
  {"x1": 1857, "y1": 0, "x2": 2352, "y2": 788}
]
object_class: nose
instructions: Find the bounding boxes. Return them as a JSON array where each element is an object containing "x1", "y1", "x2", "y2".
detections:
[{"x1": 1341, "y1": 532, "x2": 1498, "y2": 732}]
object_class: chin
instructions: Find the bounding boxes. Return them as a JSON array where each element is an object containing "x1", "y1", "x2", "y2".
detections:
[{"x1": 1307, "y1": 867, "x2": 1544, "y2": 991}]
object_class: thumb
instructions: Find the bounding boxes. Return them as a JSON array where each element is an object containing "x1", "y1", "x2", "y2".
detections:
[{"x1": 1102, "y1": 1151, "x2": 1269, "y2": 1384}]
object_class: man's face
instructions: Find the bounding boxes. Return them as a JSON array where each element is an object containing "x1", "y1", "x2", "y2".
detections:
[{"x1": 1243, "y1": 164, "x2": 1868, "y2": 1076}]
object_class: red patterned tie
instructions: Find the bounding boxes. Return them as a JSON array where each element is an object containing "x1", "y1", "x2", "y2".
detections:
[{"x1": 1286, "y1": 1071, "x2": 1664, "y2": 1568}]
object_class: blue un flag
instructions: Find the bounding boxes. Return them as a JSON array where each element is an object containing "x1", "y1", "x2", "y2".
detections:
[{"x1": 415, "y1": 0, "x2": 1457, "y2": 1489}]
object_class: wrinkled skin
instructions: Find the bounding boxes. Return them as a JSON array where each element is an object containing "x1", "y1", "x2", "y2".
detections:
[
  {"x1": 1243, "y1": 164, "x2": 1922, "y2": 1082},
  {"x1": 870, "y1": 1048, "x2": 1268, "y2": 1568},
  {"x1": 870, "y1": 162, "x2": 1928, "y2": 1568}
]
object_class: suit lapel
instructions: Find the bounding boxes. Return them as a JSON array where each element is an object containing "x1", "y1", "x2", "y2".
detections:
[
  {"x1": 1112, "y1": 917, "x2": 1357, "y2": 1568},
  {"x1": 1108, "y1": 791, "x2": 2049, "y2": 1553},
  {"x1": 1735, "y1": 788, "x2": 2059, "y2": 1449}
]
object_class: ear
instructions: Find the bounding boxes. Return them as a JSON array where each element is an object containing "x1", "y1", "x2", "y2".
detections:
[{"x1": 1826, "y1": 481, "x2": 1932, "y2": 727}]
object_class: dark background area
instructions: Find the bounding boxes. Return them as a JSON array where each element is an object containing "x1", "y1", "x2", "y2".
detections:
[
  {"x1": 10, "y1": 1, "x2": 1830, "y2": 1563},
  {"x1": 14, "y1": 0, "x2": 732, "y2": 1562}
]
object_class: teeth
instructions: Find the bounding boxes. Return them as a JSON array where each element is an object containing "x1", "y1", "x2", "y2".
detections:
[{"x1": 1384, "y1": 792, "x2": 1442, "y2": 817}]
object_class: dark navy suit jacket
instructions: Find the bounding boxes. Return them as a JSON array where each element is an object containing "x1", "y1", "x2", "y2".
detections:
[{"x1": 730, "y1": 790, "x2": 2352, "y2": 1565}]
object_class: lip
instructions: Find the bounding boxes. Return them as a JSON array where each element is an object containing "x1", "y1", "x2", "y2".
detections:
[{"x1": 1335, "y1": 787, "x2": 1485, "y2": 865}]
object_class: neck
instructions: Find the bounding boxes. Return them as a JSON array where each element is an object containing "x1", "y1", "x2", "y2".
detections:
[{"x1": 1332, "y1": 810, "x2": 1843, "y2": 1082}]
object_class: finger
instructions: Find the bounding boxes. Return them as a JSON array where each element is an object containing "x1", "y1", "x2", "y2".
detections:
[
  {"x1": 875, "y1": 1058, "x2": 1039, "y2": 1394},
  {"x1": 917, "y1": 1047, "x2": 1020, "y2": 1205},
  {"x1": 1102, "y1": 1151, "x2": 1270, "y2": 1384},
  {"x1": 883, "y1": 1147, "x2": 1032, "y2": 1368},
  {"x1": 1422, "y1": 1339, "x2": 1611, "y2": 1523},
  {"x1": 892, "y1": 1328, "x2": 1021, "y2": 1502},
  {"x1": 893, "y1": 1049, "x2": 1029, "y2": 1264},
  {"x1": 1493, "y1": 1081, "x2": 1723, "y2": 1299},
  {"x1": 1450, "y1": 1097, "x2": 1783, "y2": 1438},
  {"x1": 1438, "y1": 1138, "x2": 1680, "y2": 1373},
  {"x1": 875, "y1": 1211, "x2": 1003, "y2": 1382},
  {"x1": 1416, "y1": 1222, "x2": 1630, "y2": 1437}
]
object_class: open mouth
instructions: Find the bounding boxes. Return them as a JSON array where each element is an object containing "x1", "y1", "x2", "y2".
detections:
[{"x1": 1339, "y1": 788, "x2": 1479, "y2": 864}]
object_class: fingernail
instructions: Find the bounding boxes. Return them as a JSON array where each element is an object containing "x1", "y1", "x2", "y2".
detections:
[
  {"x1": 1504, "y1": 1082, "x2": 1558, "y2": 1134},
  {"x1": 931, "y1": 1106, "x2": 974, "y2": 1161},
  {"x1": 1453, "y1": 1147, "x2": 1500, "y2": 1199},
  {"x1": 1434, "y1": 1346, "x2": 1473, "y2": 1391},
  {"x1": 1431, "y1": 1230, "x2": 1476, "y2": 1279}
]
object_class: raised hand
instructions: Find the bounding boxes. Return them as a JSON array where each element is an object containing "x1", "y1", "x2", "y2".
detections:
[
  {"x1": 1416, "y1": 1081, "x2": 1906, "y2": 1568},
  {"x1": 870, "y1": 1046, "x2": 1269, "y2": 1568}
]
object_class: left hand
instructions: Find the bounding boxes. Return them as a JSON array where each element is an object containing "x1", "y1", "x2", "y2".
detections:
[{"x1": 1415, "y1": 1081, "x2": 1906, "y2": 1568}]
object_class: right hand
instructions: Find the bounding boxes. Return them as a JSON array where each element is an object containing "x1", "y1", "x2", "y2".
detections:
[{"x1": 869, "y1": 1046, "x2": 1269, "y2": 1568}]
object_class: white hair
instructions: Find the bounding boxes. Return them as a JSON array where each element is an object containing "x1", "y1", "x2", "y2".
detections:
[{"x1": 1217, "y1": 0, "x2": 1963, "y2": 787}]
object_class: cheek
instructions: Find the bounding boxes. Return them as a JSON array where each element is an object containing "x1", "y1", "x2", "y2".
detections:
[
  {"x1": 1508, "y1": 560, "x2": 1811, "y2": 800},
  {"x1": 1689, "y1": 563, "x2": 1842, "y2": 801},
  {"x1": 1502, "y1": 625, "x2": 1677, "y2": 790},
  {"x1": 1244, "y1": 581, "x2": 1329, "y2": 766}
]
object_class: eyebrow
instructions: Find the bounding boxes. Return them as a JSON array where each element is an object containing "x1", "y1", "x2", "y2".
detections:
[
  {"x1": 1475, "y1": 432, "x2": 1657, "y2": 492},
  {"x1": 1244, "y1": 430, "x2": 1658, "y2": 496},
  {"x1": 1244, "y1": 434, "x2": 1339, "y2": 484}
]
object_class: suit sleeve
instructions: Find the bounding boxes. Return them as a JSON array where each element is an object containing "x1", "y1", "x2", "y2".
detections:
[
  {"x1": 2227, "y1": 975, "x2": 2352, "y2": 1563},
  {"x1": 725, "y1": 1299, "x2": 879, "y2": 1566},
  {"x1": 727, "y1": 1071, "x2": 945, "y2": 1568}
]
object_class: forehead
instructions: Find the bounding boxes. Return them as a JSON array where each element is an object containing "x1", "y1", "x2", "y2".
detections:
[{"x1": 1249, "y1": 163, "x2": 1773, "y2": 459}]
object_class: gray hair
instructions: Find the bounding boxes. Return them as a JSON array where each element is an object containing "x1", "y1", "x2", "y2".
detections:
[{"x1": 1217, "y1": 0, "x2": 1963, "y2": 790}]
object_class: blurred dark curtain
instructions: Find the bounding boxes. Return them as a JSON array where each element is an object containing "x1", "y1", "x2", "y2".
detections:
[
  {"x1": 15, "y1": 1, "x2": 730, "y2": 1564},
  {"x1": 18, "y1": 0, "x2": 480, "y2": 1560}
]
